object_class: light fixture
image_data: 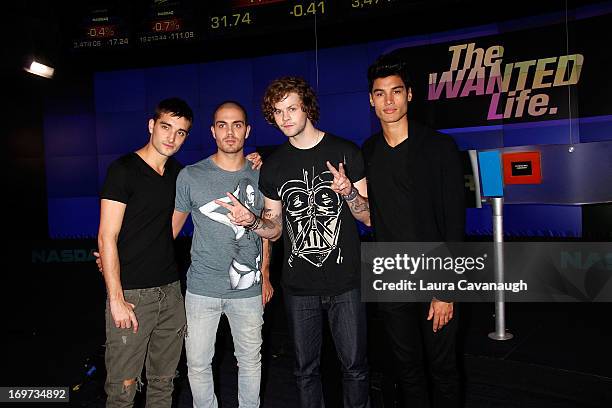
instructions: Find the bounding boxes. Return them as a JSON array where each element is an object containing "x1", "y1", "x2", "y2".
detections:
[{"x1": 25, "y1": 60, "x2": 55, "y2": 79}]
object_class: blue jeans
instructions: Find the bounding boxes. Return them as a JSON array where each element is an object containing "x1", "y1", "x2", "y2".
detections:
[
  {"x1": 284, "y1": 288, "x2": 370, "y2": 408},
  {"x1": 185, "y1": 291, "x2": 263, "y2": 408}
]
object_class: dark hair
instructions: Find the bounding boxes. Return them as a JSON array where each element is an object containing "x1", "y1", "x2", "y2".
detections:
[
  {"x1": 212, "y1": 100, "x2": 249, "y2": 125},
  {"x1": 262, "y1": 76, "x2": 319, "y2": 126},
  {"x1": 237, "y1": 177, "x2": 261, "y2": 210},
  {"x1": 154, "y1": 97, "x2": 194, "y2": 127},
  {"x1": 367, "y1": 53, "x2": 413, "y2": 92}
]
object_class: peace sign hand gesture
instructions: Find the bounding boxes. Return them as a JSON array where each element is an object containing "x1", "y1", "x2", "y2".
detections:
[
  {"x1": 326, "y1": 161, "x2": 353, "y2": 196},
  {"x1": 214, "y1": 193, "x2": 257, "y2": 227}
]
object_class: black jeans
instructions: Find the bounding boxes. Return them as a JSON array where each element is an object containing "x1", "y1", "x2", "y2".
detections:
[
  {"x1": 284, "y1": 288, "x2": 370, "y2": 408},
  {"x1": 378, "y1": 302, "x2": 460, "y2": 408}
]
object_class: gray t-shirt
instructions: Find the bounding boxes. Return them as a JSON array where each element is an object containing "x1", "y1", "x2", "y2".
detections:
[{"x1": 176, "y1": 157, "x2": 264, "y2": 298}]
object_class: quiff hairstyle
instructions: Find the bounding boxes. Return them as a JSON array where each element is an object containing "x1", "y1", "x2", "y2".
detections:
[
  {"x1": 153, "y1": 97, "x2": 194, "y2": 127},
  {"x1": 261, "y1": 76, "x2": 320, "y2": 126},
  {"x1": 367, "y1": 53, "x2": 413, "y2": 92}
]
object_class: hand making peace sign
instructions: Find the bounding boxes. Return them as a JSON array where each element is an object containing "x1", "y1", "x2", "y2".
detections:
[
  {"x1": 214, "y1": 193, "x2": 257, "y2": 227},
  {"x1": 326, "y1": 161, "x2": 353, "y2": 196}
]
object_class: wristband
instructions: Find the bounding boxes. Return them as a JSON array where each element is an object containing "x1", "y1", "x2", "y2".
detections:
[
  {"x1": 244, "y1": 214, "x2": 258, "y2": 230},
  {"x1": 245, "y1": 215, "x2": 262, "y2": 231},
  {"x1": 342, "y1": 186, "x2": 358, "y2": 202}
]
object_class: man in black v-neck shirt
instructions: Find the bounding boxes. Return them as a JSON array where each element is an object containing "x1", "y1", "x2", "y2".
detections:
[
  {"x1": 98, "y1": 98, "x2": 193, "y2": 408},
  {"x1": 363, "y1": 54, "x2": 465, "y2": 408}
]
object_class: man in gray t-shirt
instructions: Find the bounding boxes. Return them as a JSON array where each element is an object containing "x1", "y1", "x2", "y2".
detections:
[
  {"x1": 173, "y1": 101, "x2": 272, "y2": 408},
  {"x1": 176, "y1": 159, "x2": 263, "y2": 297}
]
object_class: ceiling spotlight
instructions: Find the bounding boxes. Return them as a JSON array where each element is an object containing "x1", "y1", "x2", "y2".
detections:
[{"x1": 25, "y1": 61, "x2": 55, "y2": 79}]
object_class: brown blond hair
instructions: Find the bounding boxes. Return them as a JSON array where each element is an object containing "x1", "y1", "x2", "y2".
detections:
[{"x1": 261, "y1": 77, "x2": 319, "y2": 126}]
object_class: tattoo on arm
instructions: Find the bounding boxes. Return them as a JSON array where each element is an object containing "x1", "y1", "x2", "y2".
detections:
[
  {"x1": 251, "y1": 207, "x2": 283, "y2": 238},
  {"x1": 348, "y1": 195, "x2": 369, "y2": 214},
  {"x1": 260, "y1": 211, "x2": 281, "y2": 230}
]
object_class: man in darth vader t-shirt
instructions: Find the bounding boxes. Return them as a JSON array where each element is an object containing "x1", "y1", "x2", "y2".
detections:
[{"x1": 215, "y1": 77, "x2": 371, "y2": 408}]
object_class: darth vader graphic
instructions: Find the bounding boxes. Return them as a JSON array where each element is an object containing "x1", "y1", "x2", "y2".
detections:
[{"x1": 279, "y1": 168, "x2": 343, "y2": 268}]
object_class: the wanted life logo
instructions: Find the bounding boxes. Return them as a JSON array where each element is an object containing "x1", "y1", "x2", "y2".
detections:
[{"x1": 428, "y1": 42, "x2": 583, "y2": 120}]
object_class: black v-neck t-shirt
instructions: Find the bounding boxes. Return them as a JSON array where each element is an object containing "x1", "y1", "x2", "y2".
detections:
[
  {"x1": 362, "y1": 121, "x2": 465, "y2": 242},
  {"x1": 100, "y1": 153, "x2": 182, "y2": 289}
]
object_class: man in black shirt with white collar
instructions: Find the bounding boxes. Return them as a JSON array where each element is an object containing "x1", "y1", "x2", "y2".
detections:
[{"x1": 363, "y1": 54, "x2": 465, "y2": 408}]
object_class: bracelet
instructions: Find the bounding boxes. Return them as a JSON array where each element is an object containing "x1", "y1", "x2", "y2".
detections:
[
  {"x1": 342, "y1": 186, "x2": 359, "y2": 202},
  {"x1": 252, "y1": 217, "x2": 263, "y2": 231},
  {"x1": 245, "y1": 215, "x2": 262, "y2": 231}
]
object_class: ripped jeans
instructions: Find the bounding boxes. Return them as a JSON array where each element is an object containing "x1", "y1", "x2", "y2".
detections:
[{"x1": 104, "y1": 280, "x2": 187, "y2": 408}]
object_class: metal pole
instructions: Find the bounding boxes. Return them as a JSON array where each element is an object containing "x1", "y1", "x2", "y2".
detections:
[{"x1": 488, "y1": 197, "x2": 513, "y2": 341}]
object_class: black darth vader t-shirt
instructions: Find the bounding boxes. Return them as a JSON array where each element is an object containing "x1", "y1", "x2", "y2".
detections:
[{"x1": 259, "y1": 133, "x2": 365, "y2": 296}]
